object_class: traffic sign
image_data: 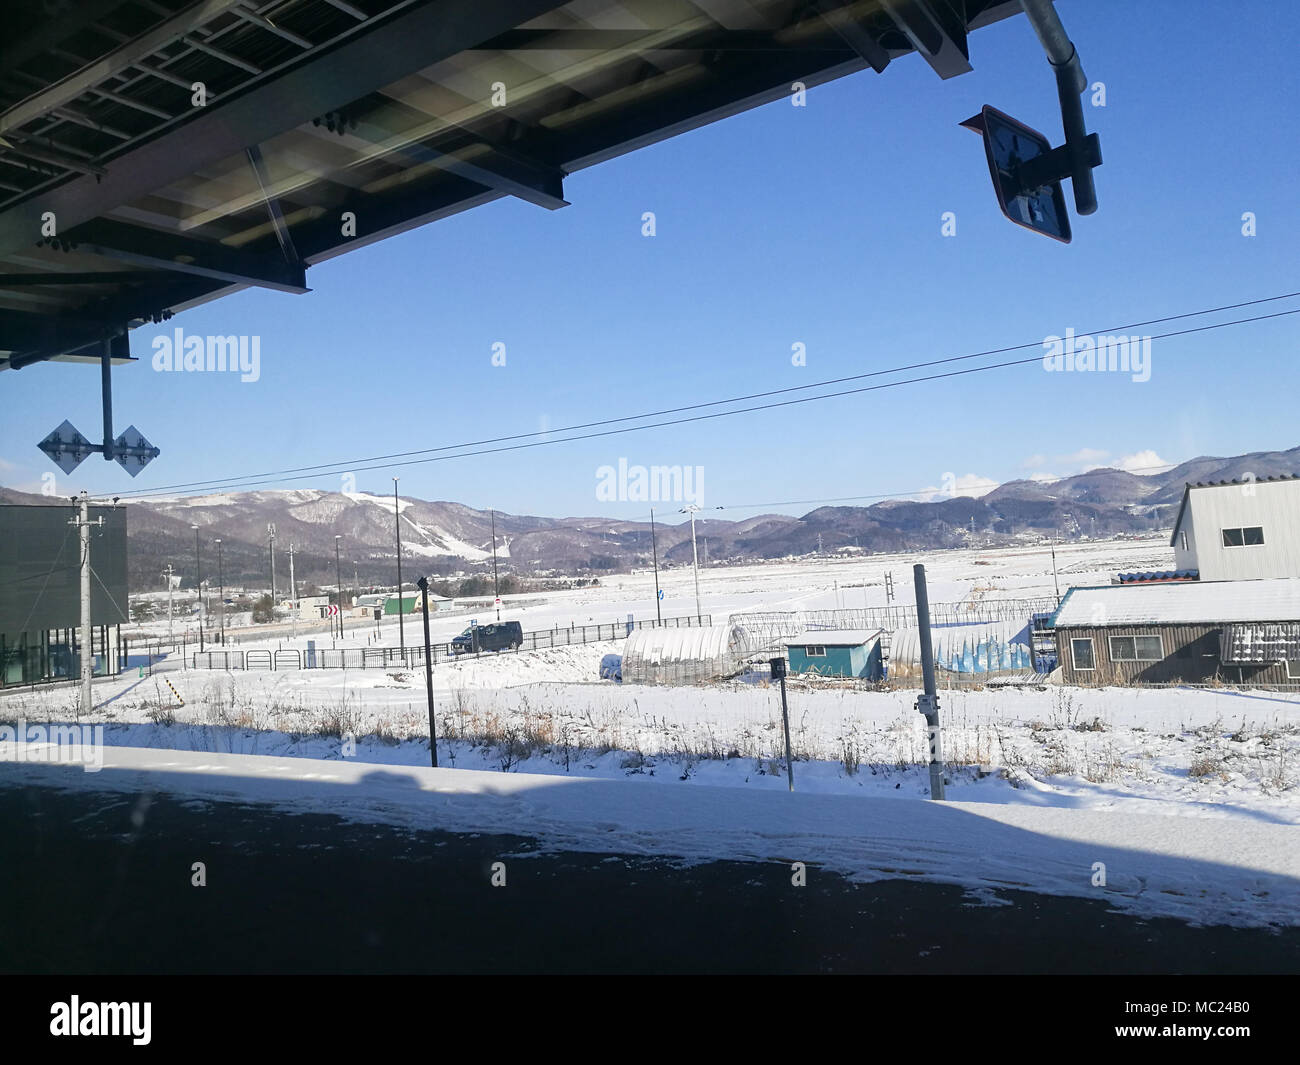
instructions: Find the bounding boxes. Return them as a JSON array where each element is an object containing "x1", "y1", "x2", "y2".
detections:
[
  {"x1": 37, "y1": 420, "x2": 96, "y2": 475},
  {"x1": 658, "y1": 589, "x2": 665, "y2": 600},
  {"x1": 113, "y1": 424, "x2": 160, "y2": 476},
  {"x1": 327, "y1": 604, "x2": 340, "y2": 617},
  {"x1": 37, "y1": 418, "x2": 160, "y2": 476}
]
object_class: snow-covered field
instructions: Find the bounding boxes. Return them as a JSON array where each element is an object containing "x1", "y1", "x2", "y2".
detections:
[{"x1": 5, "y1": 537, "x2": 1299, "y2": 928}]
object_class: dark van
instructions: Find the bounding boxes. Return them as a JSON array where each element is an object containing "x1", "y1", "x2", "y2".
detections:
[{"x1": 450, "y1": 621, "x2": 523, "y2": 655}]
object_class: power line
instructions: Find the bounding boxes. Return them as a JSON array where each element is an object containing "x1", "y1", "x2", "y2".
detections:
[{"x1": 99, "y1": 296, "x2": 1300, "y2": 501}]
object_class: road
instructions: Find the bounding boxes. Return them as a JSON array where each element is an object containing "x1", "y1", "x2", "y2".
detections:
[{"x1": 2, "y1": 782, "x2": 1297, "y2": 974}]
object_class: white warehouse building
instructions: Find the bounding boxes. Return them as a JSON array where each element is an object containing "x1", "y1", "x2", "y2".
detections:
[{"x1": 1170, "y1": 475, "x2": 1300, "y2": 581}]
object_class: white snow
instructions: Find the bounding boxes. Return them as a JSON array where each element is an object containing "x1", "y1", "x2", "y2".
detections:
[
  {"x1": 13, "y1": 536, "x2": 1300, "y2": 928},
  {"x1": 2, "y1": 743, "x2": 1295, "y2": 929},
  {"x1": 1055, "y1": 577, "x2": 1300, "y2": 625}
]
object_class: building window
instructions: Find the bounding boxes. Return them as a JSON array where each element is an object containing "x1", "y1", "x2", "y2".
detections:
[
  {"x1": 1109, "y1": 634, "x2": 1164, "y2": 661},
  {"x1": 1287, "y1": 660, "x2": 1300, "y2": 680},
  {"x1": 1180, "y1": 530, "x2": 1188, "y2": 552},
  {"x1": 804, "y1": 645, "x2": 826, "y2": 657},
  {"x1": 1221, "y1": 526, "x2": 1265, "y2": 548},
  {"x1": 1070, "y1": 638, "x2": 1095, "y2": 671}
]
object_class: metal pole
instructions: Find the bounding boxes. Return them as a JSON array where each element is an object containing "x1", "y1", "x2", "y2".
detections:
[
  {"x1": 1019, "y1": 0, "x2": 1098, "y2": 215},
  {"x1": 681, "y1": 505, "x2": 702, "y2": 622},
  {"x1": 913, "y1": 563, "x2": 945, "y2": 800},
  {"x1": 268, "y1": 523, "x2": 277, "y2": 608},
  {"x1": 335, "y1": 535, "x2": 345, "y2": 639},
  {"x1": 215, "y1": 538, "x2": 224, "y2": 646},
  {"x1": 650, "y1": 508, "x2": 662, "y2": 624},
  {"x1": 491, "y1": 509, "x2": 500, "y2": 621},
  {"x1": 289, "y1": 544, "x2": 297, "y2": 638},
  {"x1": 192, "y1": 525, "x2": 204, "y2": 653},
  {"x1": 77, "y1": 493, "x2": 93, "y2": 716},
  {"x1": 164, "y1": 564, "x2": 174, "y2": 643},
  {"x1": 393, "y1": 478, "x2": 405, "y2": 655},
  {"x1": 417, "y1": 577, "x2": 438, "y2": 768},
  {"x1": 1050, "y1": 534, "x2": 1061, "y2": 606},
  {"x1": 100, "y1": 337, "x2": 114, "y2": 461},
  {"x1": 770, "y1": 657, "x2": 794, "y2": 791}
]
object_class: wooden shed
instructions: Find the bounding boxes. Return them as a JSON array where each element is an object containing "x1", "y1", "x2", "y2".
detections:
[{"x1": 1053, "y1": 578, "x2": 1300, "y2": 686}]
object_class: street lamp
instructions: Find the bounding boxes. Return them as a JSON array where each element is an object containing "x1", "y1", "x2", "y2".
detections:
[
  {"x1": 192, "y1": 524, "x2": 204, "y2": 652},
  {"x1": 679, "y1": 504, "x2": 702, "y2": 623},
  {"x1": 678, "y1": 504, "x2": 724, "y2": 624},
  {"x1": 334, "y1": 535, "x2": 345, "y2": 640},
  {"x1": 214, "y1": 538, "x2": 225, "y2": 646},
  {"x1": 393, "y1": 477, "x2": 405, "y2": 655},
  {"x1": 268, "y1": 523, "x2": 277, "y2": 607}
]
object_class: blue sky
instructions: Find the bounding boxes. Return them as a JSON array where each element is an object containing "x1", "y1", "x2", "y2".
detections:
[{"x1": 4, "y1": 0, "x2": 1298, "y2": 523}]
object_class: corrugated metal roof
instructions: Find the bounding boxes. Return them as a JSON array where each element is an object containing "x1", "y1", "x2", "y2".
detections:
[
  {"x1": 1116, "y1": 570, "x2": 1199, "y2": 583},
  {"x1": 784, "y1": 629, "x2": 881, "y2": 646},
  {"x1": 1055, "y1": 578, "x2": 1300, "y2": 626}
]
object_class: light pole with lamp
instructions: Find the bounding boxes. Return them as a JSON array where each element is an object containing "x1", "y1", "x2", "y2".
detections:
[
  {"x1": 192, "y1": 525, "x2": 204, "y2": 652},
  {"x1": 393, "y1": 478, "x2": 405, "y2": 655},
  {"x1": 679, "y1": 504, "x2": 702, "y2": 623},
  {"x1": 678, "y1": 504, "x2": 724, "y2": 624},
  {"x1": 214, "y1": 538, "x2": 225, "y2": 646},
  {"x1": 334, "y1": 535, "x2": 345, "y2": 640}
]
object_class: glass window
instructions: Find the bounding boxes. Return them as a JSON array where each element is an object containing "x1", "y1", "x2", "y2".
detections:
[
  {"x1": 1222, "y1": 526, "x2": 1265, "y2": 547},
  {"x1": 1110, "y1": 634, "x2": 1163, "y2": 661},
  {"x1": 1071, "y1": 638, "x2": 1095, "y2": 670},
  {"x1": 1134, "y1": 635, "x2": 1163, "y2": 660},
  {"x1": 805, "y1": 645, "x2": 826, "y2": 657}
]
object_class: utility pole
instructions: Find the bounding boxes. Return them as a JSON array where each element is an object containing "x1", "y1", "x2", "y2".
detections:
[
  {"x1": 913, "y1": 563, "x2": 945, "y2": 800},
  {"x1": 288, "y1": 543, "x2": 298, "y2": 638},
  {"x1": 268, "y1": 522, "x2": 277, "y2": 606},
  {"x1": 70, "y1": 493, "x2": 103, "y2": 718},
  {"x1": 769, "y1": 656, "x2": 795, "y2": 791},
  {"x1": 163, "y1": 564, "x2": 175, "y2": 643},
  {"x1": 650, "y1": 508, "x2": 662, "y2": 624},
  {"x1": 1050, "y1": 533, "x2": 1061, "y2": 606},
  {"x1": 334, "y1": 535, "x2": 345, "y2": 640},
  {"x1": 490, "y1": 509, "x2": 500, "y2": 622},
  {"x1": 417, "y1": 576, "x2": 439, "y2": 768},
  {"x1": 680, "y1": 503, "x2": 702, "y2": 623},
  {"x1": 192, "y1": 524, "x2": 204, "y2": 653},
  {"x1": 215, "y1": 537, "x2": 225, "y2": 646},
  {"x1": 393, "y1": 477, "x2": 405, "y2": 655}
]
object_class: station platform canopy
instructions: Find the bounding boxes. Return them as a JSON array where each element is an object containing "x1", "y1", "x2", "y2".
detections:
[{"x1": 0, "y1": 0, "x2": 1026, "y2": 371}]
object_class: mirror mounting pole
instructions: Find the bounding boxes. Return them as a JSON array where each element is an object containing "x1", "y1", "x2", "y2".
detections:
[{"x1": 1019, "y1": 0, "x2": 1100, "y2": 215}]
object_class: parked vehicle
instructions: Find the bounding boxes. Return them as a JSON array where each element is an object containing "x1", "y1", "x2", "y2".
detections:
[
  {"x1": 450, "y1": 621, "x2": 523, "y2": 655},
  {"x1": 599, "y1": 653, "x2": 623, "y2": 683}
]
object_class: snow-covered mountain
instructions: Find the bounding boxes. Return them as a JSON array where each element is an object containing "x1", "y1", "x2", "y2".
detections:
[{"x1": 5, "y1": 444, "x2": 1299, "y2": 588}]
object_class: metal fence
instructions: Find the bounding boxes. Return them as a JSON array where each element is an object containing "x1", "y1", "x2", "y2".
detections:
[
  {"x1": 732, "y1": 599, "x2": 1059, "y2": 655},
  {"x1": 186, "y1": 613, "x2": 711, "y2": 670}
]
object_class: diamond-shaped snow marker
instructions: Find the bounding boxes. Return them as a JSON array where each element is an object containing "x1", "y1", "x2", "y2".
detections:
[
  {"x1": 37, "y1": 420, "x2": 97, "y2": 475},
  {"x1": 113, "y1": 425, "x2": 159, "y2": 476}
]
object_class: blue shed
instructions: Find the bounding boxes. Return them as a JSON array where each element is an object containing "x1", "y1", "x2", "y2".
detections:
[{"x1": 783, "y1": 629, "x2": 884, "y2": 679}]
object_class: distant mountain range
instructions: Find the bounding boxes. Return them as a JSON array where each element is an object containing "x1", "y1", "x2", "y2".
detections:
[{"x1": 5, "y1": 445, "x2": 1298, "y2": 591}]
